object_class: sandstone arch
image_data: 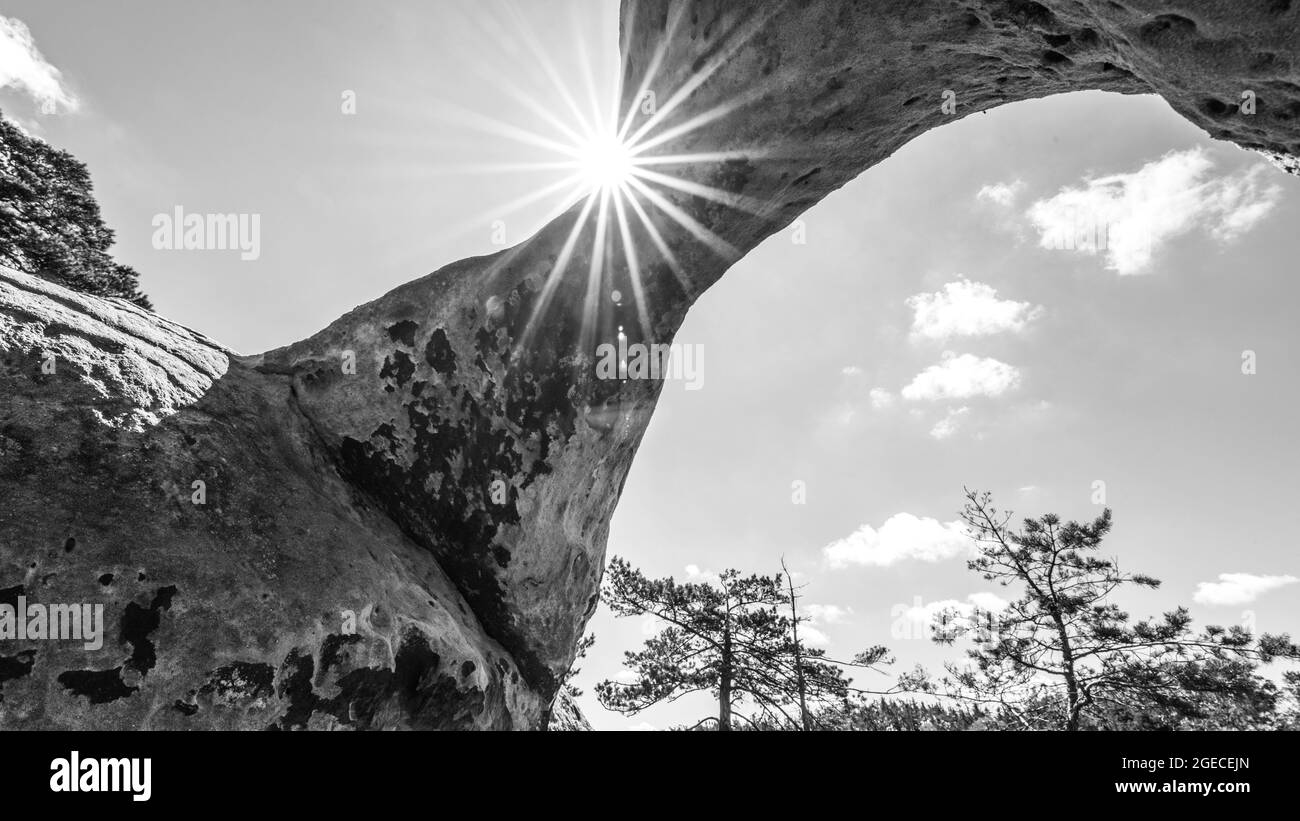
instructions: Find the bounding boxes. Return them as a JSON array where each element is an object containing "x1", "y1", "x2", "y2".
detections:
[{"x1": 2, "y1": 0, "x2": 1297, "y2": 729}]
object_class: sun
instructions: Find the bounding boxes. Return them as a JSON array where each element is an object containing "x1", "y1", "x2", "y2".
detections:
[
  {"x1": 577, "y1": 129, "x2": 635, "y2": 194},
  {"x1": 417, "y1": 3, "x2": 778, "y2": 353}
]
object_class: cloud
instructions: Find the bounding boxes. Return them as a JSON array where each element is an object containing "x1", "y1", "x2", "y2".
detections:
[
  {"x1": 683, "y1": 564, "x2": 719, "y2": 585},
  {"x1": 967, "y1": 592, "x2": 1010, "y2": 611},
  {"x1": 805, "y1": 603, "x2": 851, "y2": 624},
  {"x1": 1209, "y1": 169, "x2": 1282, "y2": 241},
  {"x1": 976, "y1": 179, "x2": 1025, "y2": 206},
  {"x1": 1193, "y1": 573, "x2": 1298, "y2": 606},
  {"x1": 798, "y1": 603, "x2": 852, "y2": 646},
  {"x1": 824, "y1": 370, "x2": 894, "y2": 429},
  {"x1": 902, "y1": 593, "x2": 1010, "y2": 625},
  {"x1": 907, "y1": 279, "x2": 1041, "y2": 341},
  {"x1": 824, "y1": 513, "x2": 970, "y2": 568},
  {"x1": 0, "y1": 16, "x2": 77, "y2": 113},
  {"x1": 869, "y1": 388, "x2": 895, "y2": 409},
  {"x1": 800, "y1": 625, "x2": 831, "y2": 647},
  {"x1": 640, "y1": 615, "x2": 663, "y2": 636},
  {"x1": 929, "y1": 406, "x2": 970, "y2": 440},
  {"x1": 895, "y1": 592, "x2": 1011, "y2": 639},
  {"x1": 1025, "y1": 148, "x2": 1281, "y2": 275},
  {"x1": 902, "y1": 352, "x2": 1021, "y2": 401}
]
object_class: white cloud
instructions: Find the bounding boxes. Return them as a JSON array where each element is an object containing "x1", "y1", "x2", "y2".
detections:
[
  {"x1": 967, "y1": 591, "x2": 1010, "y2": 611},
  {"x1": 903, "y1": 593, "x2": 1009, "y2": 624},
  {"x1": 683, "y1": 564, "x2": 719, "y2": 585},
  {"x1": 804, "y1": 603, "x2": 851, "y2": 624},
  {"x1": 627, "y1": 721, "x2": 657, "y2": 731},
  {"x1": 929, "y1": 406, "x2": 969, "y2": 440},
  {"x1": 1193, "y1": 573, "x2": 1298, "y2": 606},
  {"x1": 0, "y1": 16, "x2": 77, "y2": 113},
  {"x1": 1209, "y1": 166, "x2": 1282, "y2": 241},
  {"x1": 1026, "y1": 148, "x2": 1281, "y2": 275},
  {"x1": 869, "y1": 388, "x2": 895, "y2": 409},
  {"x1": 824, "y1": 513, "x2": 970, "y2": 568},
  {"x1": 898, "y1": 593, "x2": 1011, "y2": 638},
  {"x1": 823, "y1": 370, "x2": 895, "y2": 429},
  {"x1": 976, "y1": 179, "x2": 1025, "y2": 206},
  {"x1": 640, "y1": 615, "x2": 663, "y2": 636},
  {"x1": 800, "y1": 625, "x2": 831, "y2": 647},
  {"x1": 907, "y1": 279, "x2": 1041, "y2": 341},
  {"x1": 902, "y1": 352, "x2": 1021, "y2": 401},
  {"x1": 796, "y1": 604, "x2": 850, "y2": 647}
]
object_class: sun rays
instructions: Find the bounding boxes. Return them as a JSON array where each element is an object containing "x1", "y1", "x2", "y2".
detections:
[
  {"x1": 410, "y1": 1, "x2": 779, "y2": 362},
  {"x1": 576, "y1": 128, "x2": 635, "y2": 194}
]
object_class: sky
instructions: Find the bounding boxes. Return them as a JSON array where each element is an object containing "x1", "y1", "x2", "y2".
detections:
[{"x1": 3, "y1": 1, "x2": 1298, "y2": 731}]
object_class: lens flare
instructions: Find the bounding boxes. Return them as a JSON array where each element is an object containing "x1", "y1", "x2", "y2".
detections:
[
  {"x1": 405, "y1": 3, "x2": 781, "y2": 358},
  {"x1": 579, "y1": 129, "x2": 635, "y2": 194}
]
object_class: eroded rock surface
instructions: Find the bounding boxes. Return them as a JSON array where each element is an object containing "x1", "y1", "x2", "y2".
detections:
[
  {"x1": 547, "y1": 689, "x2": 593, "y2": 731},
  {"x1": 1, "y1": 265, "x2": 539, "y2": 728},
  {"x1": 3, "y1": 0, "x2": 1299, "y2": 728}
]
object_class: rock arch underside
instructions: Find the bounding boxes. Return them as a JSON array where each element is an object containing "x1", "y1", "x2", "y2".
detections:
[{"x1": 2, "y1": 0, "x2": 1298, "y2": 730}]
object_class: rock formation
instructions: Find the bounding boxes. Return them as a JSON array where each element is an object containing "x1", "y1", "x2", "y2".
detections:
[{"x1": 2, "y1": 0, "x2": 1298, "y2": 729}]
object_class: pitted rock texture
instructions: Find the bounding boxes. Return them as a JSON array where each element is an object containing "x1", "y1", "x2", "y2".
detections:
[
  {"x1": 1, "y1": 265, "x2": 539, "y2": 729},
  {"x1": 547, "y1": 688, "x2": 593, "y2": 731},
  {"x1": 3, "y1": 0, "x2": 1300, "y2": 728}
]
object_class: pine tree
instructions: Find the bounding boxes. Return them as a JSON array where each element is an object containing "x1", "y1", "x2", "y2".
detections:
[
  {"x1": 596, "y1": 557, "x2": 878, "y2": 730},
  {"x1": 560, "y1": 633, "x2": 595, "y2": 699},
  {"x1": 1, "y1": 111, "x2": 150, "y2": 307},
  {"x1": 905, "y1": 489, "x2": 1300, "y2": 730}
]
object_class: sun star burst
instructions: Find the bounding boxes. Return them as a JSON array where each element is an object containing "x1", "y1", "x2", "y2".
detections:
[{"x1": 412, "y1": 3, "x2": 779, "y2": 361}]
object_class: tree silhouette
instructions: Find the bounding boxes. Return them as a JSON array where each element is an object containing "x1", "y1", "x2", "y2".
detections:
[
  {"x1": 905, "y1": 489, "x2": 1300, "y2": 730},
  {"x1": 560, "y1": 632, "x2": 595, "y2": 699},
  {"x1": 1, "y1": 112, "x2": 150, "y2": 306},
  {"x1": 596, "y1": 557, "x2": 885, "y2": 730}
]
